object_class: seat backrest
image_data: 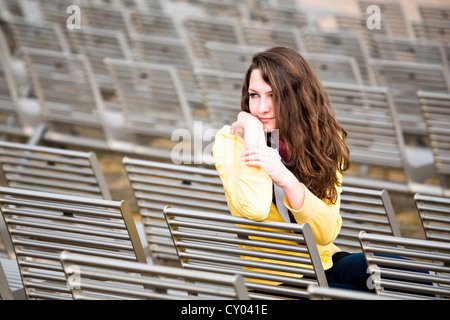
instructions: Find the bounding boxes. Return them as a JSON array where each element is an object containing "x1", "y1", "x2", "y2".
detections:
[
  {"x1": 0, "y1": 29, "x2": 25, "y2": 137},
  {"x1": 104, "y1": 58, "x2": 194, "y2": 139},
  {"x1": 0, "y1": 141, "x2": 111, "y2": 199},
  {"x1": 412, "y1": 20, "x2": 450, "y2": 46},
  {"x1": 241, "y1": 21, "x2": 303, "y2": 51},
  {"x1": 205, "y1": 41, "x2": 262, "y2": 74},
  {"x1": 20, "y1": 47, "x2": 108, "y2": 149},
  {"x1": 123, "y1": 157, "x2": 228, "y2": 266},
  {"x1": 373, "y1": 34, "x2": 447, "y2": 67},
  {"x1": 131, "y1": 33, "x2": 203, "y2": 108},
  {"x1": 359, "y1": 231, "x2": 450, "y2": 299},
  {"x1": 0, "y1": 187, "x2": 146, "y2": 299},
  {"x1": 371, "y1": 59, "x2": 450, "y2": 135},
  {"x1": 335, "y1": 13, "x2": 391, "y2": 57},
  {"x1": 127, "y1": 9, "x2": 179, "y2": 38},
  {"x1": 67, "y1": 27, "x2": 133, "y2": 91},
  {"x1": 337, "y1": 186, "x2": 400, "y2": 251},
  {"x1": 357, "y1": 0, "x2": 411, "y2": 38},
  {"x1": 414, "y1": 193, "x2": 450, "y2": 243},
  {"x1": 183, "y1": 15, "x2": 244, "y2": 69},
  {"x1": 418, "y1": 3, "x2": 450, "y2": 22},
  {"x1": 324, "y1": 81, "x2": 405, "y2": 169},
  {"x1": 163, "y1": 206, "x2": 327, "y2": 300},
  {"x1": 194, "y1": 67, "x2": 244, "y2": 130},
  {"x1": 245, "y1": 1, "x2": 307, "y2": 28},
  {"x1": 60, "y1": 251, "x2": 249, "y2": 300},
  {"x1": 301, "y1": 27, "x2": 375, "y2": 85},
  {"x1": 304, "y1": 53, "x2": 364, "y2": 85},
  {"x1": 418, "y1": 90, "x2": 450, "y2": 196},
  {"x1": 7, "y1": 17, "x2": 71, "y2": 52}
]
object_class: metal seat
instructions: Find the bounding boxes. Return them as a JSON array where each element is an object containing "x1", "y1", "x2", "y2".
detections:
[
  {"x1": 337, "y1": 186, "x2": 400, "y2": 252},
  {"x1": 325, "y1": 81, "x2": 438, "y2": 195},
  {"x1": 359, "y1": 231, "x2": 450, "y2": 299},
  {"x1": 0, "y1": 187, "x2": 146, "y2": 299},
  {"x1": 301, "y1": 27, "x2": 376, "y2": 85},
  {"x1": 371, "y1": 59, "x2": 450, "y2": 138},
  {"x1": 414, "y1": 193, "x2": 450, "y2": 243},
  {"x1": 418, "y1": 91, "x2": 450, "y2": 196},
  {"x1": 163, "y1": 206, "x2": 327, "y2": 300},
  {"x1": 104, "y1": 58, "x2": 196, "y2": 163},
  {"x1": 123, "y1": 157, "x2": 228, "y2": 266},
  {"x1": 60, "y1": 251, "x2": 249, "y2": 300},
  {"x1": 20, "y1": 47, "x2": 110, "y2": 150}
]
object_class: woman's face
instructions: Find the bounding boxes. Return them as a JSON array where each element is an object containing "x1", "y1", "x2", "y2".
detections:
[{"x1": 248, "y1": 69, "x2": 276, "y2": 132}]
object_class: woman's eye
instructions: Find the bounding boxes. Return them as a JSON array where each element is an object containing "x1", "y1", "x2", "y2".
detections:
[{"x1": 249, "y1": 93, "x2": 258, "y2": 98}]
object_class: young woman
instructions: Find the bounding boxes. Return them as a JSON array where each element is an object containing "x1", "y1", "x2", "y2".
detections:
[{"x1": 212, "y1": 46, "x2": 376, "y2": 292}]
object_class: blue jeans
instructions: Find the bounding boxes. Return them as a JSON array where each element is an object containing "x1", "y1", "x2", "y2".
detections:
[
  {"x1": 325, "y1": 252, "x2": 433, "y2": 294},
  {"x1": 325, "y1": 252, "x2": 373, "y2": 292}
]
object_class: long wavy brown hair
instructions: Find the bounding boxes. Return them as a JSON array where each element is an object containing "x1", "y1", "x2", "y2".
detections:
[{"x1": 241, "y1": 47, "x2": 350, "y2": 203}]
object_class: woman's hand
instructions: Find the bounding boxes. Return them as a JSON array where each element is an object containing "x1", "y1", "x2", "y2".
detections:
[
  {"x1": 241, "y1": 144, "x2": 288, "y2": 186},
  {"x1": 230, "y1": 112, "x2": 260, "y2": 135},
  {"x1": 230, "y1": 112, "x2": 265, "y2": 150}
]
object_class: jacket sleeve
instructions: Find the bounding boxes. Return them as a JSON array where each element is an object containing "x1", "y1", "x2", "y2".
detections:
[
  {"x1": 283, "y1": 174, "x2": 343, "y2": 246},
  {"x1": 213, "y1": 126, "x2": 273, "y2": 221}
]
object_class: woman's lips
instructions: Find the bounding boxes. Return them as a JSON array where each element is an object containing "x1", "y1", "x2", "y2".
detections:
[{"x1": 259, "y1": 117, "x2": 274, "y2": 123}]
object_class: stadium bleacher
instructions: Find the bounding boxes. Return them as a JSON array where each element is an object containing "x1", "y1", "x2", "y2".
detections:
[{"x1": 0, "y1": 0, "x2": 449, "y2": 301}]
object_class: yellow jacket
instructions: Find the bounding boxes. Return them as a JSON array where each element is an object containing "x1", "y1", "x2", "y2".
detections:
[{"x1": 213, "y1": 125, "x2": 342, "y2": 271}]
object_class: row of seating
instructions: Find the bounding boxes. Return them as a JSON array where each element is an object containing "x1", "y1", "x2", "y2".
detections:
[
  {"x1": 0, "y1": 140, "x2": 449, "y2": 299},
  {"x1": 0, "y1": 0, "x2": 448, "y2": 300},
  {"x1": 0, "y1": 0, "x2": 449, "y2": 198},
  {"x1": 0, "y1": 185, "x2": 449, "y2": 300}
]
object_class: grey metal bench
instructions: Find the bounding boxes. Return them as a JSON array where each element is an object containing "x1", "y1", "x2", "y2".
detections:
[
  {"x1": 163, "y1": 206, "x2": 327, "y2": 300},
  {"x1": 131, "y1": 33, "x2": 203, "y2": 111},
  {"x1": 301, "y1": 27, "x2": 376, "y2": 86},
  {"x1": 241, "y1": 21, "x2": 303, "y2": 51},
  {"x1": 418, "y1": 90, "x2": 450, "y2": 197},
  {"x1": 194, "y1": 67, "x2": 244, "y2": 130},
  {"x1": 20, "y1": 47, "x2": 109, "y2": 150},
  {"x1": 127, "y1": 9, "x2": 179, "y2": 38},
  {"x1": 305, "y1": 53, "x2": 364, "y2": 86},
  {"x1": 0, "y1": 140, "x2": 112, "y2": 260},
  {"x1": 244, "y1": 1, "x2": 308, "y2": 29},
  {"x1": 413, "y1": 19, "x2": 450, "y2": 47},
  {"x1": 337, "y1": 186, "x2": 400, "y2": 252},
  {"x1": 123, "y1": 157, "x2": 404, "y2": 261},
  {"x1": 182, "y1": 15, "x2": 244, "y2": 70},
  {"x1": 324, "y1": 81, "x2": 438, "y2": 195},
  {"x1": 104, "y1": 58, "x2": 195, "y2": 163},
  {"x1": 67, "y1": 27, "x2": 133, "y2": 93},
  {"x1": 123, "y1": 157, "x2": 228, "y2": 266},
  {"x1": 0, "y1": 140, "x2": 111, "y2": 199},
  {"x1": 6, "y1": 16, "x2": 71, "y2": 53},
  {"x1": 373, "y1": 34, "x2": 448, "y2": 68},
  {"x1": 357, "y1": 0, "x2": 411, "y2": 38},
  {"x1": 359, "y1": 231, "x2": 450, "y2": 299},
  {"x1": 60, "y1": 251, "x2": 249, "y2": 300},
  {"x1": 0, "y1": 187, "x2": 146, "y2": 299},
  {"x1": 414, "y1": 193, "x2": 450, "y2": 243},
  {"x1": 370, "y1": 59, "x2": 450, "y2": 138},
  {"x1": 418, "y1": 3, "x2": 450, "y2": 22},
  {"x1": 0, "y1": 29, "x2": 28, "y2": 138},
  {"x1": 335, "y1": 13, "x2": 391, "y2": 58}
]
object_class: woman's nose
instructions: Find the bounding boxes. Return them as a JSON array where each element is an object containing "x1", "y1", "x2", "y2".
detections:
[{"x1": 258, "y1": 97, "x2": 272, "y2": 113}]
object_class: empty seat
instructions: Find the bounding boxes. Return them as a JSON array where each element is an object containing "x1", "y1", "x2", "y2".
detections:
[{"x1": 60, "y1": 251, "x2": 249, "y2": 300}]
